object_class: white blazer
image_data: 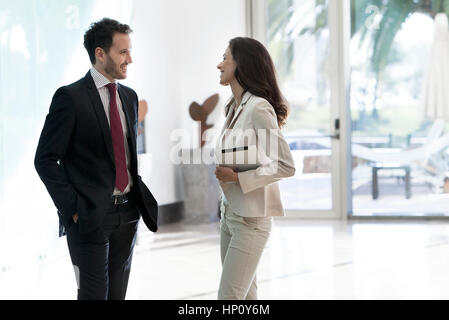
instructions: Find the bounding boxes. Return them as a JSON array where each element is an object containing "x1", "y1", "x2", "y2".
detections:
[{"x1": 215, "y1": 91, "x2": 296, "y2": 217}]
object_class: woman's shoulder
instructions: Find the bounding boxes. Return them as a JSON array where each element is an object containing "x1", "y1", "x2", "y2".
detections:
[
  {"x1": 247, "y1": 94, "x2": 269, "y2": 106},
  {"x1": 246, "y1": 95, "x2": 276, "y2": 117}
]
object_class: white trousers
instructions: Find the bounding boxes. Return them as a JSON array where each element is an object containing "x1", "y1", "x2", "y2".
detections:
[{"x1": 218, "y1": 200, "x2": 272, "y2": 300}]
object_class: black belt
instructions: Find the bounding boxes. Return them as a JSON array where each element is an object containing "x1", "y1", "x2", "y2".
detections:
[{"x1": 112, "y1": 193, "x2": 129, "y2": 205}]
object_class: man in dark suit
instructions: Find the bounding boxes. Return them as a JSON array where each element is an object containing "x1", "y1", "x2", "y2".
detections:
[{"x1": 34, "y1": 18, "x2": 157, "y2": 300}]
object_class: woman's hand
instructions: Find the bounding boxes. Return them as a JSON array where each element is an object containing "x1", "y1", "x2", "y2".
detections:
[{"x1": 215, "y1": 166, "x2": 239, "y2": 182}]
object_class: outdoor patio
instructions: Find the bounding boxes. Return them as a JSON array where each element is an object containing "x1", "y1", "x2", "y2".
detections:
[{"x1": 280, "y1": 169, "x2": 449, "y2": 216}]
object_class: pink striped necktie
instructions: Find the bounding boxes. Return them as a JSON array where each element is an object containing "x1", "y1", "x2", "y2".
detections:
[{"x1": 106, "y1": 83, "x2": 128, "y2": 192}]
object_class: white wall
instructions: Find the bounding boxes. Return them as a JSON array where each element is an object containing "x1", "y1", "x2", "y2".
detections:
[{"x1": 126, "y1": 0, "x2": 247, "y2": 205}]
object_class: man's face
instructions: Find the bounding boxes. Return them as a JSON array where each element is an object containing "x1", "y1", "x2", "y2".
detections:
[{"x1": 103, "y1": 32, "x2": 132, "y2": 80}]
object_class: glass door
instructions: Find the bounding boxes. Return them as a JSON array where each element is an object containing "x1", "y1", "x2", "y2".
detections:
[
  {"x1": 350, "y1": 0, "x2": 449, "y2": 217},
  {"x1": 261, "y1": 0, "x2": 349, "y2": 218}
]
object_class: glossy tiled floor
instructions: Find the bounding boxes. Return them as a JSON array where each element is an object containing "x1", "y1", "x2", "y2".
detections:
[{"x1": 3, "y1": 218, "x2": 449, "y2": 299}]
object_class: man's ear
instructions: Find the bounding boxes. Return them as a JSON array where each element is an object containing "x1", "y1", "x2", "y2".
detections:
[{"x1": 95, "y1": 47, "x2": 105, "y2": 64}]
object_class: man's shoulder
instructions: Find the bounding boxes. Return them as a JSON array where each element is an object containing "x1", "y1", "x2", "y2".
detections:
[
  {"x1": 118, "y1": 83, "x2": 138, "y2": 101},
  {"x1": 55, "y1": 74, "x2": 88, "y2": 95},
  {"x1": 118, "y1": 82, "x2": 136, "y2": 94},
  {"x1": 68, "y1": 72, "x2": 91, "y2": 90}
]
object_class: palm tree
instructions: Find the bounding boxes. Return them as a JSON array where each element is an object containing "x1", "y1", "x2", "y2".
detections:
[
  {"x1": 267, "y1": 0, "x2": 449, "y2": 117},
  {"x1": 267, "y1": 0, "x2": 327, "y2": 82}
]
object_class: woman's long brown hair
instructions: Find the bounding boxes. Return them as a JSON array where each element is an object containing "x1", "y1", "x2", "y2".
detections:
[{"x1": 225, "y1": 37, "x2": 288, "y2": 128}]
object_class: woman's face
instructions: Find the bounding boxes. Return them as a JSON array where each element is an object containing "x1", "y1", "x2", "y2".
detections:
[{"x1": 217, "y1": 46, "x2": 237, "y2": 86}]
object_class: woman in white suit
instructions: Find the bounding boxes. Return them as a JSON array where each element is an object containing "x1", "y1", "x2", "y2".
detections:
[{"x1": 214, "y1": 37, "x2": 296, "y2": 300}]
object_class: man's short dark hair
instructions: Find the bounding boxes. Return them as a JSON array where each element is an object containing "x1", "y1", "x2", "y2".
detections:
[{"x1": 83, "y1": 18, "x2": 132, "y2": 65}]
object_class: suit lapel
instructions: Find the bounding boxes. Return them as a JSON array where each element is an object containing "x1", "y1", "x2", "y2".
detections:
[
  {"x1": 85, "y1": 72, "x2": 115, "y2": 165},
  {"x1": 221, "y1": 92, "x2": 252, "y2": 135},
  {"x1": 227, "y1": 104, "x2": 244, "y2": 130},
  {"x1": 221, "y1": 101, "x2": 236, "y2": 135},
  {"x1": 117, "y1": 84, "x2": 137, "y2": 156},
  {"x1": 224, "y1": 92, "x2": 252, "y2": 132}
]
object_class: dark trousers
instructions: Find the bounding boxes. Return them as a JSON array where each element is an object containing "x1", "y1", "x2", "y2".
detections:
[{"x1": 66, "y1": 199, "x2": 140, "y2": 300}]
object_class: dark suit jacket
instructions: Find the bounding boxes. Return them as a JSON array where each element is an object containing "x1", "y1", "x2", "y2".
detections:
[{"x1": 34, "y1": 71, "x2": 158, "y2": 235}]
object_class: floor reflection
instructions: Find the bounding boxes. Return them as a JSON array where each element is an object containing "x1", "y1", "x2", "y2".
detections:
[{"x1": 3, "y1": 218, "x2": 449, "y2": 299}]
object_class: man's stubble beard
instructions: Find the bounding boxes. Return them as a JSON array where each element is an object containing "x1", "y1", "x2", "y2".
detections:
[{"x1": 104, "y1": 55, "x2": 125, "y2": 80}]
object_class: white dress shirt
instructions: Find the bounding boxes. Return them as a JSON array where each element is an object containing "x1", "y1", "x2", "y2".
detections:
[{"x1": 90, "y1": 67, "x2": 133, "y2": 195}]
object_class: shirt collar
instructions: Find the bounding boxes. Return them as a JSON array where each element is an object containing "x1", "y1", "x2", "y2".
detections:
[
  {"x1": 241, "y1": 91, "x2": 252, "y2": 106},
  {"x1": 90, "y1": 67, "x2": 116, "y2": 90},
  {"x1": 232, "y1": 91, "x2": 252, "y2": 109},
  {"x1": 230, "y1": 91, "x2": 252, "y2": 109}
]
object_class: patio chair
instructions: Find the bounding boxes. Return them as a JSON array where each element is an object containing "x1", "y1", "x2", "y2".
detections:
[
  {"x1": 351, "y1": 119, "x2": 445, "y2": 165},
  {"x1": 351, "y1": 120, "x2": 447, "y2": 198}
]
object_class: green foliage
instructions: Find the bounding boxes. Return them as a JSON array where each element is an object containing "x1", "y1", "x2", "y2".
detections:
[
  {"x1": 351, "y1": 106, "x2": 422, "y2": 136},
  {"x1": 350, "y1": 0, "x2": 383, "y2": 39},
  {"x1": 267, "y1": 0, "x2": 327, "y2": 81},
  {"x1": 268, "y1": 0, "x2": 449, "y2": 87},
  {"x1": 267, "y1": 0, "x2": 294, "y2": 80},
  {"x1": 284, "y1": 103, "x2": 330, "y2": 134},
  {"x1": 369, "y1": 1, "x2": 418, "y2": 75}
]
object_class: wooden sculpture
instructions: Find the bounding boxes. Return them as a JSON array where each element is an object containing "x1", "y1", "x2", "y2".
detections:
[{"x1": 189, "y1": 94, "x2": 219, "y2": 148}]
